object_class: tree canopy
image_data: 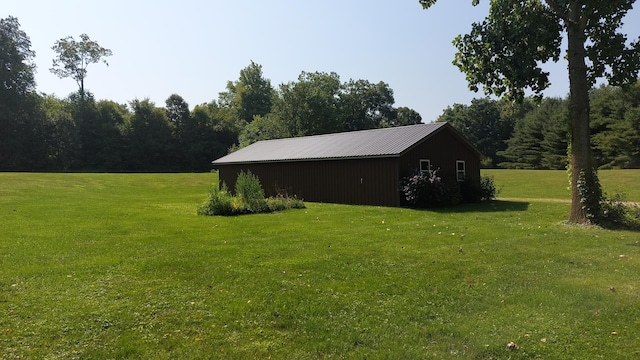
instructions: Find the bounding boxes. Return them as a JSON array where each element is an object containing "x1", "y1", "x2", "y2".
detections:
[
  {"x1": 0, "y1": 16, "x2": 41, "y2": 170},
  {"x1": 4, "y1": 12, "x2": 639, "y2": 200},
  {"x1": 420, "y1": 0, "x2": 640, "y2": 224},
  {"x1": 50, "y1": 33, "x2": 112, "y2": 96}
]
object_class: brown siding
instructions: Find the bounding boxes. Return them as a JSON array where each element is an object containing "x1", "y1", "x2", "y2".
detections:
[
  {"x1": 399, "y1": 128, "x2": 481, "y2": 183},
  {"x1": 217, "y1": 157, "x2": 400, "y2": 207},
  {"x1": 216, "y1": 126, "x2": 481, "y2": 207}
]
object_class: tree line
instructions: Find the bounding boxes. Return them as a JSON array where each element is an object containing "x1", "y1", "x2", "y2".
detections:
[
  {"x1": 438, "y1": 82, "x2": 640, "y2": 170},
  {"x1": 3, "y1": 14, "x2": 639, "y2": 174},
  {"x1": 1, "y1": 16, "x2": 422, "y2": 172}
]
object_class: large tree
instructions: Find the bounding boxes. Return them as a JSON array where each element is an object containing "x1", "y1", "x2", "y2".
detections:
[
  {"x1": 122, "y1": 99, "x2": 173, "y2": 171},
  {"x1": 0, "y1": 16, "x2": 43, "y2": 170},
  {"x1": 340, "y1": 79, "x2": 397, "y2": 131},
  {"x1": 499, "y1": 97, "x2": 569, "y2": 169},
  {"x1": 50, "y1": 33, "x2": 112, "y2": 97},
  {"x1": 274, "y1": 71, "x2": 343, "y2": 136},
  {"x1": 219, "y1": 61, "x2": 275, "y2": 124},
  {"x1": 438, "y1": 98, "x2": 515, "y2": 167},
  {"x1": 38, "y1": 94, "x2": 81, "y2": 170},
  {"x1": 420, "y1": 0, "x2": 640, "y2": 224},
  {"x1": 590, "y1": 83, "x2": 640, "y2": 169},
  {"x1": 393, "y1": 106, "x2": 423, "y2": 127}
]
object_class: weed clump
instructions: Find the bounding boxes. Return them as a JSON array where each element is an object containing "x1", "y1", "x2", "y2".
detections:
[
  {"x1": 197, "y1": 182, "x2": 235, "y2": 216},
  {"x1": 198, "y1": 171, "x2": 304, "y2": 216},
  {"x1": 235, "y1": 170, "x2": 268, "y2": 213}
]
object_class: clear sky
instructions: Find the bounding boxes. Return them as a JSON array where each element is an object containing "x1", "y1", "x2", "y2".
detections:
[{"x1": 4, "y1": 1, "x2": 640, "y2": 122}]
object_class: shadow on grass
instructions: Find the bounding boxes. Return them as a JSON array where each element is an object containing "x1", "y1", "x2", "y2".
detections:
[{"x1": 412, "y1": 200, "x2": 530, "y2": 214}]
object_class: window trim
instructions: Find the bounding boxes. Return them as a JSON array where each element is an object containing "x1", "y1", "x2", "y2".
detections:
[
  {"x1": 420, "y1": 159, "x2": 431, "y2": 174},
  {"x1": 456, "y1": 160, "x2": 466, "y2": 182}
]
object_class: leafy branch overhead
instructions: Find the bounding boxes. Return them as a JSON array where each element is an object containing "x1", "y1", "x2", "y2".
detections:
[
  {"x1": 423, "y1": 0, "x2": 640, "y2": 101},
  {"x1": 50, "y1": 33, "x2": 112, "y2": 95}
]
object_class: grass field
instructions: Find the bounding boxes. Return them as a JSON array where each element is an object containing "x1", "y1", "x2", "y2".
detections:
[
  {"x1": 1, "y1": 171, "x2": 639, "y2": 359},
  {"x1": 483, "y1": 169, "x2": 640, "y2": 201}
]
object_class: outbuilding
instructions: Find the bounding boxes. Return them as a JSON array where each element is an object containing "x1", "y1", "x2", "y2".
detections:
[{"x1": 212, "y1": 122, "x2": 483, "y2": 207}]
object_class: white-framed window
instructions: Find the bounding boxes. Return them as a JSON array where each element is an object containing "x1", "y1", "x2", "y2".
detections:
[
  {"x1": 420, "y1": 159, "x2": 431, "y2": 174},
  {"x1": 456, "y1": 160, "x2": 466, "y2": 182}
]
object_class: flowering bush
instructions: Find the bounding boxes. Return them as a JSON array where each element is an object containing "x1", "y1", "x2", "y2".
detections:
[{"x1": 401, "y1": 170, "x2": 461, "y2": 207}]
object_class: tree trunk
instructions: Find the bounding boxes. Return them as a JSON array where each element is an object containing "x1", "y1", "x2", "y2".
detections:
[{"x1": 566, "y1": 4, "x2": 600, "y2": 224}]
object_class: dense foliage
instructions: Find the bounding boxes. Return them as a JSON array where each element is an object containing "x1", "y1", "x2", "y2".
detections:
[
  {"x1": 422, "y1": 0, "x2": 640, "y2": 224},
  {"x1": 400, "y1": 169, "x2": 497, "y2": 208},
  {"x1": 0, "y1": 17, "x2": 422, "y2": 172},
  {"x1": 2, "y1": 15, "x2": 639, "y2": 175},
  {"x1": 439, "y1": 85, "x2": 640, "y2": 171},
  {"x1": 197, "y1": 171, "x2": 304, "y2": 216}
]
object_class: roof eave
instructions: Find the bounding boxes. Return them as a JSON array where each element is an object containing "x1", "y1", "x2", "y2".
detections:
[{"x1": 212, "y1": 153, "x2": 401, "y2": 166}]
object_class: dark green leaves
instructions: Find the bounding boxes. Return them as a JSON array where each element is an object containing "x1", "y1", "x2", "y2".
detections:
[
  {"x1": 0, "y1": 16, "x2": 36, "y2": 95},
  {"x1": 583, "y1": 0, "x2": 640, "y2": 87},
  {"x1": 425, "y1": 0, "x2": 640, "y2": 100},
  {"x1": 452, "y1": 0, "x2": 562, "y2": 101},
  {"x1": 419, "y1": 0, "x2": 480, "y2": 9}
]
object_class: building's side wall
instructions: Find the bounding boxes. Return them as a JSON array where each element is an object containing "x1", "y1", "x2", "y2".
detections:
[
  {"x1": 217, "y1": 157, "x2": 400, "y2": 207},
  {"x1": 399, "y1": 128, "x2": 481, "y2": 183}
]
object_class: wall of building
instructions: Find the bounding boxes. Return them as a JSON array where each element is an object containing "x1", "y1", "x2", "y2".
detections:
[
  {"x1": 399, "y1": 128, "x2": 481, "y2": 183},
  {"x1": 216, "y1": 126, "x2": 482, "y2": 207},
  {"x1": 217, "y1": 157, "x2": 401, "y2": 207}
]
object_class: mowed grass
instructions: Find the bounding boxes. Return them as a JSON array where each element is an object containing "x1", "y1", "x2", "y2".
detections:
[
  {"x1": 483, "y1": 169, "x2": 640, "y2": 201},
  {"x1": 1, "y1": 171, "x2": 639, "y2": 359}
]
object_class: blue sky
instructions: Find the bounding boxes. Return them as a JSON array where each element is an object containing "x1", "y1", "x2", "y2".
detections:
[{"x1": 4, "y1": 1, "x2": 640, "y2": 122}]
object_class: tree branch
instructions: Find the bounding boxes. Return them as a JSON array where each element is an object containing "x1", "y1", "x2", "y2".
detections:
[{"x1": 544, "y1": 0, "x2": 570, "y2": 24}]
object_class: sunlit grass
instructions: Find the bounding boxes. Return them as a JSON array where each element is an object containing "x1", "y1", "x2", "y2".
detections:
[
  {"x1": 483, "y1": 169, "x2": 640, "y2": 201},
  {"x1": 1, "y1": 171, "x2": 639, "y2": 358}
]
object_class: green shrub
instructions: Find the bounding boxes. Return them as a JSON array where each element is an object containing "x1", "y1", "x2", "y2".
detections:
[
  {"x1": 266, "y1": 194, "x2": 306, "y2": 211},
  {"x1": 198, "y1": 174, "x2": 305, "y2": 217},
  {"x1": 197, "y1": 182, "x2": 234, "y2": 216},
  {"x1": 459, "y1": 175, "x2": 499, "y2": 203},
  {"x1": 460, "y1": 177, "x2": 481, "y2": 203},
  {"x1": 235, "y1": 170, "x2": 267, "y2": 213},
  {"x1": 479, "y1": 175, "x2": 499, "y2": 201},
  {"x1": 401, "y1": 170, "x2": 461, "y2": 207},
  {"x1": 598, "y1": 192, "x2": 640, "y2": 230},
  {"x1": 401, "y1": 171, "x2": 499, "y2": 207}
]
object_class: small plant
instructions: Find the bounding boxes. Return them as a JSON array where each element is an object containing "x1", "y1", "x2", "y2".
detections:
[
  {"x1": 198, "y1": 173, "x2": 305, "y2": 216},
  {"x1": 266, "y1": 194, "x2": 306, "y2": 212},
  {"x1": 598, "y1": 192, "x2": 640, "y2": 230},
  {"x1": 197, "y1": 182, "x2": 234, "y2": 216},
  {"x1": 479, "y1": 175, "x2": 500, "y2": 201},
  {"x1": 235, "y1": 170, "x2": 267, "y2": 213}
]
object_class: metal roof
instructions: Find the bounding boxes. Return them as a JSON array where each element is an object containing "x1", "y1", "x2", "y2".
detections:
[{"x1": 213, "y1": 122, "x2": 455, "y2": 165}]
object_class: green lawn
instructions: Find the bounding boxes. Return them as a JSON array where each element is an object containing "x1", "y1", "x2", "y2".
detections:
[
  {"x1": 1, "y1": 171, "x2": 639, "y2": 359},
  {"x1": 483, "y1": 169, "x2": 640, "y2": 201}
]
